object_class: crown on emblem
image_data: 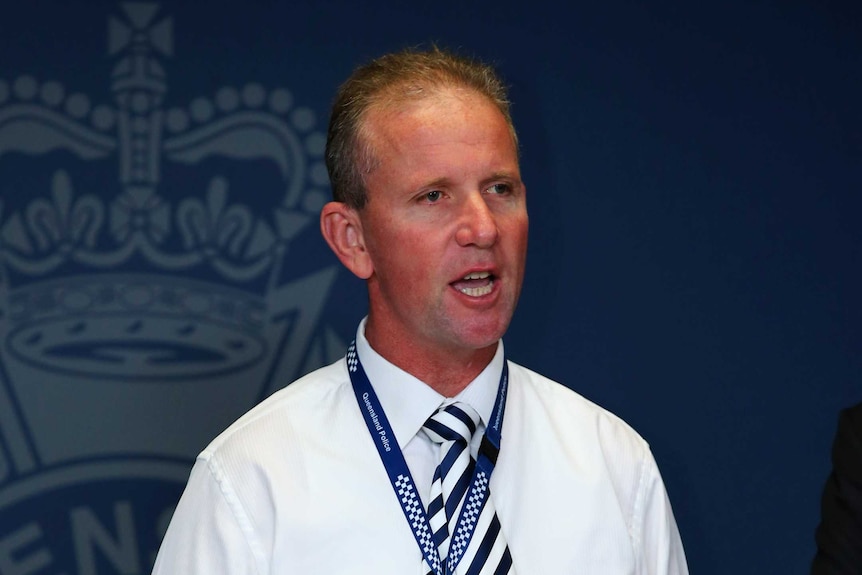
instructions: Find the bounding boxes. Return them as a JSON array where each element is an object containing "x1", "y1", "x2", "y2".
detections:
[{"x1": 0, "y1": 2, "x2": 338, "y2": 390}]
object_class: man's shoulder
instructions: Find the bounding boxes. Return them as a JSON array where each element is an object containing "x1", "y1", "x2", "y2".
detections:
[
  {"x1": 502, "y1": 361, "x2": 662, "y2": 540},
  {"x1": 200, "y1": 357, "x2": 351, "y2": 458},
  {"x1": 507, "y1": 361, "x2": 650, "y2": 456},
  {"x1": 840, "y1": 400, "x2": 862, "y2": 430},
  {"x1": 833, "y1": 400, "x2": 862, "y2": 479}
]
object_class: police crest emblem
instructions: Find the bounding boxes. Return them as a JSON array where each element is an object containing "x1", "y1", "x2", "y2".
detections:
[{"x1": 0, "y1": 3, "x2": 346, "y2": 573}]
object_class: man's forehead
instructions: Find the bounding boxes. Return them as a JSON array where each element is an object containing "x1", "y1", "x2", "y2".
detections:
[
  {"x1": 360, "y1": 88, "x2": 515, "y2": 153},
  {"x1": 356, "y1": 97, "x2": 521, "y2": 201},
  {"x1": 365, "y1": 87, "x2": 479, "y2": 127}
]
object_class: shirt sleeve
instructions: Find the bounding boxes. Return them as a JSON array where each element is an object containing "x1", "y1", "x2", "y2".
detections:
[
  {"x1": 635, "y1": 449, "x2": 689, "y2": 575},
  {"x1": 151, "y1": 457, "x2": 264, "y2": 575}
]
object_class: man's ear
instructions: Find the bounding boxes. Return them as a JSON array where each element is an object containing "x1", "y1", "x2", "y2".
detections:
[{"x1": 320, "y1": 201, "x2": 374, "y2": 279}]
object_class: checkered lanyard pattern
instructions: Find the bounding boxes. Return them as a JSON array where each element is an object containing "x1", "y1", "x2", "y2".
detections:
[
  {"x1": 423, "y1": 402, "x2": 515, "y2": 575},
  {"x1": 346, "y1": 341, "x2": 513, "y2": 575}
]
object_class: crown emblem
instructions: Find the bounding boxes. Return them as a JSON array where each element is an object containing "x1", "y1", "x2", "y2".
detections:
[{"x1": 0, "y1": 2, "x2": 346, "y2": 481}]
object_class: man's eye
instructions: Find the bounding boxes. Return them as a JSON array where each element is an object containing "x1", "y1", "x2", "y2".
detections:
[
  {"x1": 487, "y1": 183, "x2": 511, "y2": 195},
  {"x1": 424, "y1": 190, "x2": 442, "y2": 202}
]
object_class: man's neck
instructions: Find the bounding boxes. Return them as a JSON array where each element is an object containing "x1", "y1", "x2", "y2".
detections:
[{"x1": 364, "y1": 326, "x2": 498, "y2": 397}]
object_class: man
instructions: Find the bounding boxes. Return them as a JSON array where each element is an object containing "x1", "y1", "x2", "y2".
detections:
[
  {"x1": 152, "y1": 47, "x2": 688, "y2": 574},
  {"x1": 812, "y1": 401, "x2": 862, "y2": 573}
]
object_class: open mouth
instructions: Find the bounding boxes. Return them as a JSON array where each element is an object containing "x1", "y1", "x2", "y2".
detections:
[{"x1": 452, "y1": 271, "x2": 495, "y2": 297}]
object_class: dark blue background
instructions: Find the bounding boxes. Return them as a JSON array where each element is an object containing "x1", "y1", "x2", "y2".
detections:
[{"x1": 3, "y1": 1, "x2": 860, "y2": 573}]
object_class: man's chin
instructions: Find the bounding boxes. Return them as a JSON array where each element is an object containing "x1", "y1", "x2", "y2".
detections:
[{"x1": 445, "y1": 317, "x2": 512, "y2": 351}]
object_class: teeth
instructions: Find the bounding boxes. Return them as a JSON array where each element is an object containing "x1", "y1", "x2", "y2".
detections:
[
  {"x1": 458, "y1": 273, "x2": 494, "y2": 297},
  {"x1": 459, "y1": 284, "x2": 493, "y2": 297}
]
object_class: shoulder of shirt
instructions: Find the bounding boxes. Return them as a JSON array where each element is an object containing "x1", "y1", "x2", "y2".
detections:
[
  {"x1": 506, "y1": 360, "x2": 651, "y2": 455},
  {"x1": 197, "y1": 357, "x2": 349, "y2": 459}
]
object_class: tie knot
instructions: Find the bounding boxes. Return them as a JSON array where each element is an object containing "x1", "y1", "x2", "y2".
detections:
[{"x1": 423, "y1": 402, "x2": 480, "y2": 445}]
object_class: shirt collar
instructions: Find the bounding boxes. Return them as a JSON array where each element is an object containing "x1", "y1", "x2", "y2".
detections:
[{"x1": 354, "y1": 317, "x2": 505, "y2": 448}]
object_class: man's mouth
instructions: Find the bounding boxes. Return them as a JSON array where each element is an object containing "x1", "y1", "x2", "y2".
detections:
[{"x1": 452, "y1": 271, "x2": 495, "y2": 297}]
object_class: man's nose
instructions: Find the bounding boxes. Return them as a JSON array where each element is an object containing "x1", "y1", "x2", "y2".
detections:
[{"x1": 455, "y1": 193, "x2": 498, "y2": 248}]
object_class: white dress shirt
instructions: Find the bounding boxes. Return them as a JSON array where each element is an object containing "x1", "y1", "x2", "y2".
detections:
[{"x1": 152, "y1": 321, "x2": 688, "y2": 574}]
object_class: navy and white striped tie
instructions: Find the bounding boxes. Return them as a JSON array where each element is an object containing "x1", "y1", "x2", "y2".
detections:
[{"x1": 423, "y1": 402, "x2": 514, "y2": 575}]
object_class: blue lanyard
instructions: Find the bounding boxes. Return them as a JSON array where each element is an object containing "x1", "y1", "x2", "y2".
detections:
[{"x1": 346, "y1": 342, "x2": 509, "y2": 575}]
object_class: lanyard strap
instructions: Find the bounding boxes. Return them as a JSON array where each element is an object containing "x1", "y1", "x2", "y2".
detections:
[{"x1": 346, "y1": 342, "x2": 509, "y2": 575}]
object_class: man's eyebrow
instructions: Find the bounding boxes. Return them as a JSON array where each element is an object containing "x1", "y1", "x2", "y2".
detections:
[
  {"x1": 496, "y1": 171, "x2": 520, "y2": 179},
  {"x1": 485, "y1": 171, "x2": 523, "y2": 184},
  {"x1": 412, "y1": 172, "x2": 522, "y2": 191},
  {"x1": 417, "y1": 176, "x2": 452, "y2": 189}
]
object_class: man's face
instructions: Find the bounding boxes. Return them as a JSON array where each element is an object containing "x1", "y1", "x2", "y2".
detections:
[{"x1": 358, "y1": 89, "x2": 528, "y2": 357}]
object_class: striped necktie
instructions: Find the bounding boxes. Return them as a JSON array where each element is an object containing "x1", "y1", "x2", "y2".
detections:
[{"x1": 423, "y1": 402, "x2": 514, "y2": 575}]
